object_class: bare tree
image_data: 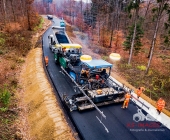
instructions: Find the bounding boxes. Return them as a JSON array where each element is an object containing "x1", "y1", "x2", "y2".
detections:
[
  {"x1": 2, "y1": 0, "x2": 7, "y2": 25},
  {"x1": 128, "y1": 0, "x2": 140, "y2": 64},
  {"x1": 144, "y1": 0, "x2": 151, "y2": 18},
  {"x1": 146, "y1": 0, "x2": 170, "y2": 74},
  {"x1": 10, "y1": 0, "x2": 16, "y2": 22}
]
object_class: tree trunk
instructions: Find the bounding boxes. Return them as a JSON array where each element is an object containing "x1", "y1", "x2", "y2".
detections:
[
  {"x1": 3, "y1": 0, "x2": 7, "y2": 25},
  {"x1": 98, "y1": 21, "x2": 100, "y2": 43},
  {"x1": 115, "y1": 32, "x2": 118, "y2": 52},
  {"x1": 102, "y1": 23, "x2": 104, "y2": 47},
  {"x1": 144, "y1": 0, "x2": 151, "y2": 18},
  {"x1": 146, "y1": 16, "x2": 160, "y2": 74},
  {"x1": 147, "y1": 1, "x2": 165, "y2": 58},
  {"x1": 20, "y1": 0, "x2": 26, "y2": 27},
  {"x1": 27, "y1": 3, "x2": 31, "y2": 30},
  {"x1": 11, "y1": 0, "x2": 16, "y2": 22},
  {"x1": 80, "y1": 0, "x2": 83, "y2": 30},
  {"x1": 128, "y1": 20, "x2": 137, "y2": 64},
  {"x1": 128, "y1": 8, "x2": 139, "y2": 64},
  {"x1": 109, "y1": 14, "x2": 115, "y2": 49},
  {"x1": 116, "y1": 0, "x2": 121, "y2": 30}
]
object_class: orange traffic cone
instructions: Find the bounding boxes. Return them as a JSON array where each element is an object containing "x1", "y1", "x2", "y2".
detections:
[{"x1": 45, "y1": 56, "x2": 49, "y2": 66}]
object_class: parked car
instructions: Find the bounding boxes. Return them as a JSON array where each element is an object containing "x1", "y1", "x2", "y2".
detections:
[{"x1": 47, "y1": 15, "x2": 53, "y2": 20}]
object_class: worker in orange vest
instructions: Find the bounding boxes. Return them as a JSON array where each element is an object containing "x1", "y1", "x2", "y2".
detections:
[
  {"x1": 45, "y1": 56, "x2": 49, "y2": 66},
  {"x1": 136, "y1": 87, "x2": 145, "y2": 98},
  {"x1": 156, "y1": 98, "x2": 165, "y2": 114},
  {"x1": 121, "y1": 92, "x2": 131, "y2": 109}
]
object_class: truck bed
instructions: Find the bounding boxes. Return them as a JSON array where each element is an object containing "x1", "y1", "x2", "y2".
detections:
[
  {"x1": 52, "y1": 26, "x2": 71, "y2": 44},
  {"x1": 56, "y1": 34, "x2": 69, "y2": 43}
]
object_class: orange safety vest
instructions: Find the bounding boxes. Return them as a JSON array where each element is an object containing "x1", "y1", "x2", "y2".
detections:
[
  {"x1": 45, "y1": 56, "x2": 49, "y2": 66},
  {"x1": 125, "y1": 93, "x2": 131, "y2": 101},
  {"x1": 157, "y1": 99, "x2": 165, "y2": 108},
  {"x1": 136, "y1": 89, "x2": 142, "y2": 96}
]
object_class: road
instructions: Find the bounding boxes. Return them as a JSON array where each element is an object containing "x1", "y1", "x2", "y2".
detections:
[{"x1": 42, "y1": 17, "x2": 170, "y2": 140}]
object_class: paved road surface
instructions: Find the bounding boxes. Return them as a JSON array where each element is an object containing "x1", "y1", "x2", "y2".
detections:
[{"x1": 42, "y1": 17, "x2": 170, "y2": 140}]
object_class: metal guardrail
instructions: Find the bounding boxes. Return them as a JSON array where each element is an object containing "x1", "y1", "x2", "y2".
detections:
[{"x1": 109, "y1": 77, "x2": 150, "y2": 110}]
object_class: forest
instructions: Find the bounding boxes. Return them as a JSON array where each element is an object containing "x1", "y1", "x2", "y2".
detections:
[
  {"x1": 0, "y1": 0, "x2": 42, "y2": 139},
  {"x1": 36, "y1": 0, "x2": 170, "y2": 109}
]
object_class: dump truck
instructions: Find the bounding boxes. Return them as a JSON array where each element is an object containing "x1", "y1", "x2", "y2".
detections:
[{"x1": 48, "y1": 26, "x2": 72, "y2": 52}]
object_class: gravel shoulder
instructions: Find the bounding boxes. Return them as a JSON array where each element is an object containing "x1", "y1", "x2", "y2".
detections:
[{"x1": 18, "y1": 19, "x2": 76, "y2": 140}]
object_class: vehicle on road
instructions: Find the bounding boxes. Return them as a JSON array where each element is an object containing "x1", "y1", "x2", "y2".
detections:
[
  {"x1": 60, "y1": 20, "x2": 65, "y2": 27},
  {"x1": 62, "y1": 59, "x2": 126, "y2": 111},
  {"x1": 48, "y1": 26, "x2": 71, "y2": 52},
  {"x1": 48, "y1": 27, "x2": 126, "y2": 111},
  {"x1": 47, "y1": 15, "x2": 53, "y2": 20}
]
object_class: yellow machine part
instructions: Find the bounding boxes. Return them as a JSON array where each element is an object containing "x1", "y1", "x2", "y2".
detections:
[{"x1": 55, "y1": 43, "x2": 82, "y2": 49}]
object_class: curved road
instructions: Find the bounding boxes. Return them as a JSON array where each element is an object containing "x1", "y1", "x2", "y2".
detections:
[{"x1": 42, "y1": 17, "x2": 170, "y2": 140}]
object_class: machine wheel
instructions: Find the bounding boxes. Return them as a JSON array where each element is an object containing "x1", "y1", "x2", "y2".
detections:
[{"x1": 55, "y1": 59, "x2": 59, "y2": 64}]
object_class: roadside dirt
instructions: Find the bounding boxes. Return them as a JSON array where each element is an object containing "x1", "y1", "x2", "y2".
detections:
[
  {"x1": 20, "y1": 48, "x2": 75, "y2": 140},
  {"x1": 17, "y1": 18, "x2": 76, "y2": 140}
]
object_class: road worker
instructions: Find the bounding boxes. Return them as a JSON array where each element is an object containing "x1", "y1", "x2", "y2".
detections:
[
  {"x1": 156, "y1": 98, "x2": 165, "y2": 114},
  {"x1": 136, "y1": 87, "x2": 145, "y2": 98},
  {"x1": 62, "y1": 47, "x2": 66, "y2": 55},
  {"x1": 45, "y1": 56, "x2": 49, "y2": 66},
  {"x1": 121, "y1": 92, "x2": 131, "y2": 109},
  {"x1": 81, "y1": 69, "x2": 89, "y2": 78}
]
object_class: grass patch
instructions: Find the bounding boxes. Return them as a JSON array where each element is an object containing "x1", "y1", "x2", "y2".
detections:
[
  {"x1": 0, "y1": 87, "x2": 11, "y2": 109},
  {"x1": 33, "y1": 16, "x2": 44, "y2": 31},
  {"x1": 119, "y1": 63, "x2": 132, "y2": 69},
  {"x1": 16, "y1": 57, "x2": 25, "y2": 64},
  {"x1": 0, "y1": 37, "x2": 5, "y2": 46},
  {"x1": 136, "y1": 65, "x2": 146, "y2": 71},
  {"x1": 0, "y1": 107, "x2": 8, "y2": 112},
  {"x1": 39, "y1": 17, "x2": 44, "y2": 28},
  {"x1": 0, "y1": 50, "x2": 4, "y2": 55},
  {"x1": 102, "y1": 55, "x2": 108, "y2": 60}
]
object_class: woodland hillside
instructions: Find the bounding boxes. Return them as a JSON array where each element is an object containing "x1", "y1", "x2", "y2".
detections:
[
  {"x1": 36, "y1": 0, "x2": 170, "y2": 110},
  {"x1": 0, "y1": 0, "x2": 42, "y2": 139}
]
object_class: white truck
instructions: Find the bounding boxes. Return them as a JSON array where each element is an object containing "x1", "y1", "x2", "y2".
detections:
[
  {"x1": 48, "y1": 26, "x2": 72, "y2": 52},
  {"x1": 47, "y1": 15, "x2": 53, "y2": 20}
]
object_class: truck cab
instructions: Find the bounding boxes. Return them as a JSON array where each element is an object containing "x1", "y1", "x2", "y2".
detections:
[{"x1": 60, "y1": 21, "x2": 65, "y2": 27}]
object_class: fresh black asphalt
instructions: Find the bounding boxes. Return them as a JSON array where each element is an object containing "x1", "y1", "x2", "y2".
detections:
[{"x1": 42, "y1": 18, "x2": 170, "y2": 140}]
